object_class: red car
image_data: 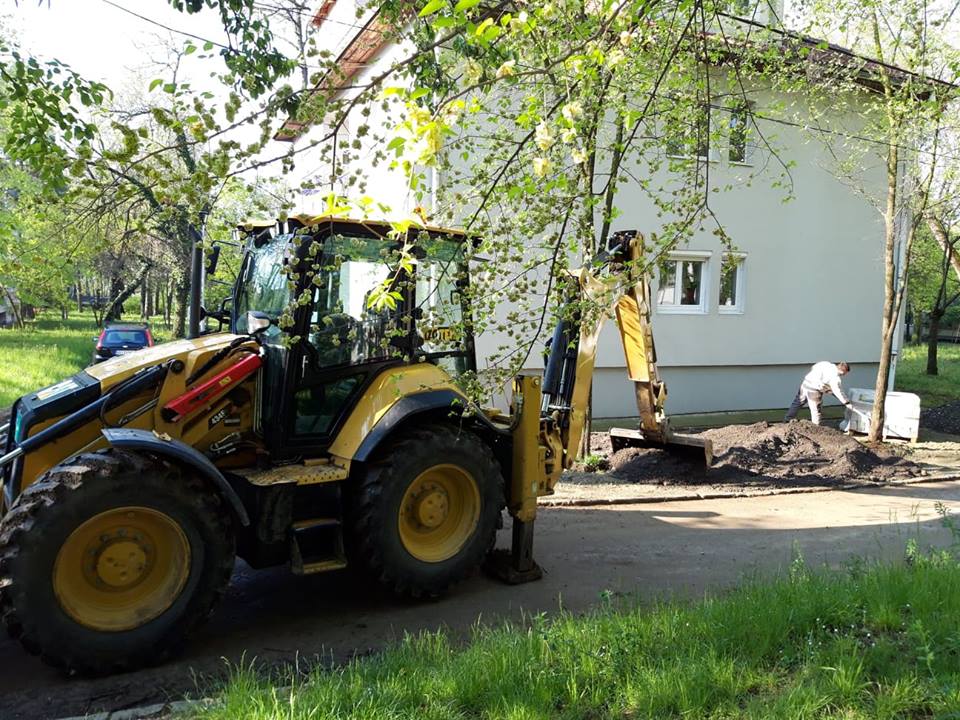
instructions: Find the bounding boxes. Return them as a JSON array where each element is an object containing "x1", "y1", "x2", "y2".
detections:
[{"x1": 92, "y1": 322, "x2": 154, "y2": 364}]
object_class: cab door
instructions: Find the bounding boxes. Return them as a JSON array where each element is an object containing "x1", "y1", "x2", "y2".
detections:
[{"x1": 281, "y1": 231, "x2": 411, "y2": 455}]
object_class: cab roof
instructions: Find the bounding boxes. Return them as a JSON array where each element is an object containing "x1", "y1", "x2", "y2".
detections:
[{"x1": 237, "y1": 215, "x2": 469, "y2": 239}]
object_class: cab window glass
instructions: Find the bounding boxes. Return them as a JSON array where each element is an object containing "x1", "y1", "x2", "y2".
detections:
[
  {"x1": 413, "y1": 235, "x2": 469, "y2": 375},
  {"x1": 293, "y1": 375, "x2": 363, "y2": 435},
  {"x1": 414, "y1": 237, "x2": 465, "y2": 351},
  {"x1": 308, "y1": 234, "x2": 404, "y2": 366},
  {"x1": 235, "y1": 234, "x2": 292, "y2": 341}
]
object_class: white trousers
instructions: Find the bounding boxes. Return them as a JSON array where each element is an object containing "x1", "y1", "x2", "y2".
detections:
[{"x1": 784, "y1": 385, "x2": 824, "y2": 425}]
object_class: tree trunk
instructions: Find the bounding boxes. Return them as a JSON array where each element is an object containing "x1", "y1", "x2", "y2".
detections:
[
  {"x1": 145, "y1": 274, "x2": 154, "y2": 318},
  {"x1": 104, "y1": 263, "x2": 151, "y2": 324},
  {"x1": 140, "y1": 277, "x2": 148, "y2": 319},
  {"x1": 926, "y1": 310, "x2": 942, "y2": 375},
  {"x1": 165, "y1": 278, "x2": 174, "y2": 325},
  {"x1": 2, "y1": 287, "x2": 23, "y2": 329},
  {"x1": 107, "y1": 275, "x2": 125, "y2": 321},
  {"x1": 172, "y1": 274, "x2": 190, "y2": 339},
  {"x1": 868, "y1": 113, "x2": 902, "y2": 443}
]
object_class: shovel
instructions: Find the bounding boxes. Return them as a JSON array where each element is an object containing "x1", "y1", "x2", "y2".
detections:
[{"x1": 840, "y1": 404, "x2": 870, "y2": 433}]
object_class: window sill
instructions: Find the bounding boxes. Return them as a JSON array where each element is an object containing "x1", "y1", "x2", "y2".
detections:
[
  {"x1": 728, "y1": 159, "x2": 754, "y2": 167},
  {"x1": 718, "y1": 307, "x2": 745, "y2": 315},
  {"x1": 657, "y1": 305, "x2": 708, "y2": 315},
  {"x1": 666, "y1": 154, "x2": 719, "y2": 163}
]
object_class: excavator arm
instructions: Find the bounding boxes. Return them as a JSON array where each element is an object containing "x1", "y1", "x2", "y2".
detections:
[
  {"x1": 541, "y1": 230, "x2": 711, "y2": 473},
  {"x1": 487, "y1": 230, "x2": 711, "y2": 583}
]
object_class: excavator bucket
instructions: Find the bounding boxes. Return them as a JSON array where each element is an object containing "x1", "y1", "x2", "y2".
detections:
[{"x1": 608, "y1": 426, "x2": 713, "y2": 467}]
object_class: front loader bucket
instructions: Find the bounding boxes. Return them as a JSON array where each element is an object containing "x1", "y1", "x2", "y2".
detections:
[{"x1": 609, "y1": 427, "x2": 713, "y2": 468}]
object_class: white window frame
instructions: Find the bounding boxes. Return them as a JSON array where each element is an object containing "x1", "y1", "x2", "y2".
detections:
[
  {"x1": 656, "y1": 251, "x2": 712, "y2": 315},
  {"x1": 718, "y1": 252, "x2": 746, "y2": 314},
  {"x1": 727, "y1": 101, "x2": 756, "y2": 166},
  {"x1": 664, "y1": 106, "x2": 720, "y2": 163}
]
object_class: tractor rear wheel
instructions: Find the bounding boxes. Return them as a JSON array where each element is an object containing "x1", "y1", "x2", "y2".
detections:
[
  {"x1": 0, "y1": 449, "x2": 235, "y2": 675},
  {"x1": 347, "y1": 424, "x2": 504, "y2": 597}
]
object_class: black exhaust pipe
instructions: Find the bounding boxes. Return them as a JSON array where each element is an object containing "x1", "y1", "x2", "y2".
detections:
[{"x1": 188, "y1": 223, "x2": 204, "y2": 339}]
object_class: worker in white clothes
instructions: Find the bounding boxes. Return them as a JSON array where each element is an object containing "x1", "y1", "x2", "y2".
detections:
[{"x1": 784, "y1": 361, "x2": 853, "y2": 425}]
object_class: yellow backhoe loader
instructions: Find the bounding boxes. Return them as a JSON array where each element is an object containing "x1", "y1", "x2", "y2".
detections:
[{"x1": 0, "y1": 218, "x2": 707, "y2": 674}]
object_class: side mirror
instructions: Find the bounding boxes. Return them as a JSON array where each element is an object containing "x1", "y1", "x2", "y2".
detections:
[
  {"x1": 205, "y1": 244, "x2": 222, "y2": 276},
  {"x1": 244, "y1": 310, "x2": 272, "y2": 335}
]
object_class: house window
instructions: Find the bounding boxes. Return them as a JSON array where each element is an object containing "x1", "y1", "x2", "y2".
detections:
[
  {"x1": 665, "y1": 105, "x2": 712, "y2": 161},
  {"x1": 724, "y1": 0, "x2": 755, "y2": 16},
  {"x1": 718, "y1": 255, "x2": 745, "y2": 313},
  {"x1": 657, "y1": 254, "x2": 710, "y2": 313},
  {"x1": 728, "y1": 102, "x2": 754, "y2": 163}
]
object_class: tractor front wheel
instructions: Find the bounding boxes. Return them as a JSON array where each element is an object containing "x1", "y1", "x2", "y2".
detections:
[
  {"x1": 347, "y1": 424, "x2": 504, "y2": 597},
  {"x1": 0, "y1": 449, "x2": 235, "y2": 675}
]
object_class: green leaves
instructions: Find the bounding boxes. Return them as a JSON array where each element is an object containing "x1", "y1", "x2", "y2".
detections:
[
  {"x1": 168, "y1": 0, "x2": 295, "y2": 100},
  {"x1": 0, "y1": 41, "x2": 110, "y2": 195},
  {"x1": 387, "y1": 136, "x2": 407, "y2": 156},
  {"x1": 419, "y1": 0, "x2": 447, "y2": 18}
]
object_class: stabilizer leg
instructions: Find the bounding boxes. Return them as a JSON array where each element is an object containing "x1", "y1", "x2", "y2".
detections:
[{"x1": 484, "y1": 518, "x2": 543, "y2": 584}]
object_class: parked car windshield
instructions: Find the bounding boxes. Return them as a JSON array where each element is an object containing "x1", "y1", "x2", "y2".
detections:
[{"x1": 103, "y1": 330, "x2": 147, "y2": 346}]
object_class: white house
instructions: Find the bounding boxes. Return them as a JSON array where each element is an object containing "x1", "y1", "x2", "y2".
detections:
[{"x1": 271, "y1": 0, "x2": 916, "y2": 417}]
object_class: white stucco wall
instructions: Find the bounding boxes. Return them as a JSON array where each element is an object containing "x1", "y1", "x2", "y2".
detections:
[
  {"x1": 282, "y1": 14, "x2": 903, "y2": 417},
  {"x1": 461, "y1": 89, "x2": 898, "y2": 416}
]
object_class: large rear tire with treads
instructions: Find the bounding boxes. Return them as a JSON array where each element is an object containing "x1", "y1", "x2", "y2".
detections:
[
  {"x1": 347, "y1": 424, "x2": 503, "y2": 598},
  {"x1": 0, "y1": 448, "x2": 235, "y2": 675}
]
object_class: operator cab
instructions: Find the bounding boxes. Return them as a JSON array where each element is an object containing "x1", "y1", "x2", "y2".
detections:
[{"x1": 232, "y1": 216, "x2": 476, "y2": 460}]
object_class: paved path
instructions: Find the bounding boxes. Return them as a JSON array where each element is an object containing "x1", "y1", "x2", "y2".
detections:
[{"x1": 4, "y1": 481, "x2": 960, "y2": 720}]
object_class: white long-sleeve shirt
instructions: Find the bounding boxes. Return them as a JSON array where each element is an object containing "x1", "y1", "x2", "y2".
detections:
[{"x1": 801, "y1": 361, "x2": 850, "y2": 404}]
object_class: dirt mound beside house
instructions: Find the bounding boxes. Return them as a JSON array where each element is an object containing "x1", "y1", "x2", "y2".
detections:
[{"x1": 602, "y1": 421, "x2": 921, "y2": 489}]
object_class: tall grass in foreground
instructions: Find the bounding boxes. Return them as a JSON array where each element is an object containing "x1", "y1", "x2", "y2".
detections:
[{"x1": 196, "y1": 548, "x2": 960, "y2": 720}]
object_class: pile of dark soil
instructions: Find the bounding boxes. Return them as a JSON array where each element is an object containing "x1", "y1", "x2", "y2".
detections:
[
  {"x1": 921, "y1": 401, "x2": 960, "y2": 436},
  {"x1": 597, "y1": 421, "x2": 922, "y2": 489}
]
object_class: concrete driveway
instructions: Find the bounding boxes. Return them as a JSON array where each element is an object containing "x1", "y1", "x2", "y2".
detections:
[{"x1": 2, "y1": 481, "x2": 959, "y2": 720}]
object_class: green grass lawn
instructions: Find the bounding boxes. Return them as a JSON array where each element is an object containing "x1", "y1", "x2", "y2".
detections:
[
  {"x1": 195, "y1": 544, "x2": 960, "y2": 720},
  {"x1": 0, "y1": 312, "x2": 172, "y2": 408},
  {"x1": 895, "y1": 343, "x2": 960, "y2": 408},
  {"x1": 0, "y1": 314, "x2": 99, "y2": 407}
]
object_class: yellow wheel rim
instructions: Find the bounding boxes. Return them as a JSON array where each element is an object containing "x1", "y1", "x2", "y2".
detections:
[
  {"x1": 398, "y1": 464, "x2": 481, "y2": 563},
  {"x1": 53, "y1": 507, "x2": 191, "y2": 632}
]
